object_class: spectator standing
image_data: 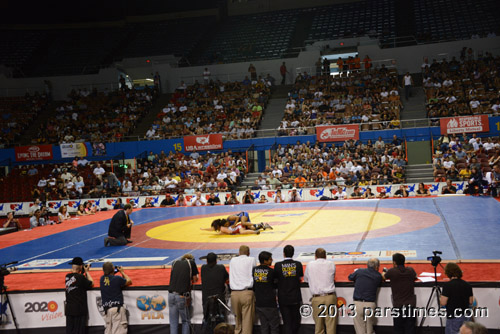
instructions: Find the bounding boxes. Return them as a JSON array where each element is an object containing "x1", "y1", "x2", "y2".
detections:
[
  {"x1": 203, "y1": 68, "x2": 211, "y2": 84},
  {"x1": 440, "y1": 263, "x2": 473, "y2": 334},
  {"x1": 105, "y1": 204, "x2": 134, "y2": 247},
  {"x1": 100, "y1": 262, "x2": 132, "y2": 334},
  {"x1": 274, "y1": 245, "x2": 303, "y2": 334},
  {"x1": 304, "y1": 248, "x2": 337, "y2": 334},
  {"x1": 154, "y1": 71, "x2": 161, "y2": 92},
  {"x1": 65, "y1": 257, "x2": 94, "y2": 334},
  {"x1": 252, "y1": 251, "x2": 279, "y2": 334},
  {"x1": 229, "y1": 245, "x2": 257, "y2": 334},
  {"x1": 383, "y1": 253, "x2": 417, "y2": 334},
  {"x1": 348, "y1": 258, "x2": 382, "y2": 334},
  {"x1": 280, "y1": 62, "x2": 288, "y2": 85},
  {"x1": 248, "y1": 64, "x2": 257, "y2": 81},
  {"x1": 169, "y1": 254, "x2": 199, "y2": 334},
  {"x1": 201, "y1": 252, "x2": 229, "y2": 329},
  {"x1": 403, "y1": 72, "x2": 414, "y2": 101}
]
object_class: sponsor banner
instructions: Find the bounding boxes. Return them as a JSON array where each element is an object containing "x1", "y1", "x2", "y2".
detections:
[
  {"x1": 60, "y1": 143, "x2": 88, "y2": 158},
  {"x1": 19, "y1": 259, "x2": 72, "y2": 269},
  {"x1": 2, "y1": 288, "x2": 497, "y2": 329},
  {"x1": 184, "y1": 134, "x2": 223, "y2": 152},
  {"x1": 296, "y1": 250, "x2": 417, "y2": 262},
  {"x1": 440, "y1": 115, "x2": 489, "y2": 134},
  {"x1": 316, "y1": 124, "x2": 359, "y2": 142},
  {"x1": 0, "y1": 182, "x2": 466, "y2": 216},
  {"x1": 14, "y1": 145, "x2": 53, "y2": 162}
]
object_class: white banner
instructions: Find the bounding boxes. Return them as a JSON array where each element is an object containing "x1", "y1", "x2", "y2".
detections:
[
  {"x1": 59, "y1": 143, "x2": 88, "y2": 158},
  {"x1": 1, "y1": 287, "x2": 498, "y2": 330},
  {"x1": 0, "y1": 182, "x2": 467, "y2": 217}
]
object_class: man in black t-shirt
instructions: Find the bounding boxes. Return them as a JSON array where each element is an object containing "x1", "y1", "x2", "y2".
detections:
[
  {"x1": 65, "y1": 257, "x2": 94, "y2": 334},
  {"x1": 274, "y1": 245, "x2": 303, "y2": 334},
  {"x1": 207, "y1": 193, "x2": 221, "y2": 206},
  {"x1": 105, "y1": 204, "x2": 133, "y2": 246},
  {"x1": 201, "y1": 253, "x2": 229, "y2": 328},
  {"x1": 440, "y1": 263, "x2": 473, "y2": 334},
  {"x1": 383, "y1": 253, "x2": 417, "y2": 334},
  {"x1": 100, "y1": 262, "x2": 132, "y2": 334},
  {"x1": 160, "y1": 194, "x2": 176, "y2": 207},
  {"x1": 253, "y1": 251, "x2": 279, "y2": 334},
  {"x1": 168, "y1": 254, "x2": 199, "y2": 334}
]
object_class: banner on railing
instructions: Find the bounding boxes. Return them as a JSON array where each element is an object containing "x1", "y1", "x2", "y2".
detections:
[
  {"x1": 316, "y1": 124, "x2": 359, "y2": 142},
  {"x1": 60, "y1": 143, "x2": 88, "y2": 158},
  {"x1": 440, "y1": 115, "x2": 489, "y2": 134},
  {"x1": 14, "y1": 145, "x2": 53, "y2": 162},
  {"x1": 184, "y1": 134, "x2": 223, "y2": 152}
]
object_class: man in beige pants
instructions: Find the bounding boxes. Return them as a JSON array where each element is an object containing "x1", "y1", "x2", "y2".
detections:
[
  {"x1": 348, "y1": 258, "x2": 382, "y2": 334},
  {"x1": 229, "y1": 245, "x2": 257, "y2": 334},
  {"x1": 304, "y1": 248, "x2": 337, "y2": 334}
]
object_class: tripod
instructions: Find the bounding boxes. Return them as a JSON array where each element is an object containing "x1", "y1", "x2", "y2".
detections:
[
  {"x1": 418, "y1": 263, "x2": 444, "y2": 330},
  {"x1": 1, "y1": 285, "x2": 20, "y2": 334},
  {"x1": 202, "y1": 295, "x2": 231, "y2": 334}
]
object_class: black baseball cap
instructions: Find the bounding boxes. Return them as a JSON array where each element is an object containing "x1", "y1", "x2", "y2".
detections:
[{"x1": 69, "y1": 257, "x2": 84, "y2": 265}]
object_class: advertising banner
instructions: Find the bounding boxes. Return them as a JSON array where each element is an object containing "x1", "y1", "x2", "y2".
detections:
[
  {"x1": 316, "y1": 125, "x2": 359, "y2": 142},
  {"x1": 14, "y1": 145, "x2": 53, "y2": 162},
  {"x1": 440, "y1": 115, "x2": 489, "y2": 134},
  {"x1": 183, "y1": 134, "x2": 223, "y2": 152},
  {"x1": 60, "y1": 143, "x2": 88, "y2": 158}
]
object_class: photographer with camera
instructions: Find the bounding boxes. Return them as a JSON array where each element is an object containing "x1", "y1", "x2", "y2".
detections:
[
  {"x1": 65, "y1": 257, "x2": 94, "y2": 334},
  {"x1": 383, "y1": 253, "x2": 417, "y2": 334},
  {"x1": 100, "y1": 262, "x2": 132, "y2": 334},
  {"x1": 168, "y1": 253, "x2": 199, "y2": 334},
  {"x1": 201, "y1": 252, "x2": 229, "y2": 333},
  {"x1": 242, "y1": 189, "x2": 255, "y2": 204}
]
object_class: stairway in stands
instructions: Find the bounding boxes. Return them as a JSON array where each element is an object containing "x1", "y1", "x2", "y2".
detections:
[
  {"x1": 240, "y1": 172, "x2": 261, "y2": 190},
  {"x1": 286, "y1": 9, "x2": 315, "y2": 56},
  {"x1": 405, "y1": 164, "x2": 434, "y2": 184},
  {"x1": 257, "y1": 85, "x2": 292, "y2": 137},
  {"x1": 130, "y1": 93, "x2": 172, "y2": 139},
  {"x1": 401, "y1": 83, "x2": 428, "y2": 128}
]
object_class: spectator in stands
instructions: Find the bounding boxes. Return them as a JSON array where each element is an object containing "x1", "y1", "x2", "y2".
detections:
[
  {"x1": 3, "y1": 212, "x2": 22, "y2": 230},
  {"x1": 175, "y1": 194, "x2": 188, "y2": 207},
  {"x1": 280, "y1": 62, "x2": 288, "y2": 85},
  {"x1": 160, "y1": 194, "x2": 176, "y2": 207},
  {"x1": 58, "y1": 205, "x2": 71, "y2": 223},
  {"x1": 207, "y1": 192, "x2": 221, "y2": 206},
  {"x1": 248, "y1": 64, "x2": 257, "y2": 81},
  {"x1": 403, "y1": 72, "x2": 413, "y2": 101},
  {"x1": 258, "y1": 195, "x2": 268, "y2": 203},
  {"x1": 242, "y1": 189, "x2": 255, "y2": 204},
  {"x1": 416, "y1": 183, "x2": 431, "y2": 197},
  {"x1": 442, "y1": 180, "x2": 457, "y2": 194},
  {"x1": 93, "y1": 163, "x2": 105, "y2": 180},
  {"x1": 225, "y1": 190, "x2": 240, "y2": 205},
  {"x1": 30, "y1": 208, "x2": 47, "y2": 228}
]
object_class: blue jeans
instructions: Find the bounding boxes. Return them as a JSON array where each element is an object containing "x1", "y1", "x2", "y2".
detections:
[
  {"x1": 168, "y1": 293, "x2": 190, "y2": 334},
  {"x1": 445, "y1": 316, "x2": 469, "y2": 334}
]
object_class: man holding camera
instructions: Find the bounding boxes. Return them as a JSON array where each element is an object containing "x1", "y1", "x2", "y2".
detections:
[
  {"x1": 201, "y1": 252, "x2": 229, "y2": 332},
  {"x1": 287, "y1": 187, "x2": 302, "y2": 202},
  {"x1": 100, "y1": 262, "x2": 132, "y2": 334},
  {"x1": 383, "y1": 253, "x2": 417, "y2": 334},
  {"x1": 105, "y1": 204, "x2": 134, "y2": 247},
  {"x1": 65, "y1": 257, "x2": 94, "y2": 334},
  {"x1": 169, "y1": 254, "x2": 199, "y2": 334}
]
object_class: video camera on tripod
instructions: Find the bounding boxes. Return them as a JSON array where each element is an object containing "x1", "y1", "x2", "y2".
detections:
[
  {"x1": 426, "y1": 250, "x2": 442, "y2": 267},
  {"x1": 0, "y1": 262, "x2": 18, "y2": 289}
]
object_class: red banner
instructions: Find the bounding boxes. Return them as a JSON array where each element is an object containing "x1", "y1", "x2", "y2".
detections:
[
  {"x1": 184, "y1": 134, "x2": 223, "y2": 152},
  {"x1": 14, "y1": 145, "x2": 53, "y2": 161},
  {"x1": 316, "y1": 124, "x2": 359, "y2": 142},
  {"x1": 440, "y1": 115, "x2": 489, "y2": 134}
]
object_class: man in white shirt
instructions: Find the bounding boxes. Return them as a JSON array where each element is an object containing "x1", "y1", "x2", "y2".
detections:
[
  {"x1": 229, "y1": 245, "x2": 257, "y2": 334},
  {"x1": 304, "y1": 248, "x2": 337, "y2": 334},
  {"x1": 287, "y1": 187, "x2": 302, "y2": 202},
  {"x1": 37, "y1": 177, "x2": 48, "y2": 188},
  {"x1": 203, "y1": 68, "x2": 211, "y2": 84},
  {"x1": 403, "y1": 72, "x2": 413, "y2": 101},
  {"x1": 145, "y1": 127, "x2": 155, "y2": 139},
  {"x1": 93, "y1": 163, "x2": 105, "y2": 179},
  {"x1": 191, "y1": 191, "x2": 206, "y2": 206}
]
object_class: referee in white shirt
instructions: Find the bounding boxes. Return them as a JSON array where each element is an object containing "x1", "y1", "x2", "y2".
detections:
[
  {"x1": 229, "y1": 245, "x2": 257, "y2": 334},
  {"x1": 304, "y1": 248, "x2": 337, "y2": 334}
]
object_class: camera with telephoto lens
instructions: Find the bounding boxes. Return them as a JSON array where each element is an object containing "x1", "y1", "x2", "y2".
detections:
[
  {"x1": 427, "y1": 250, "x2": 442, "y2": 267},
  {"x1": 1, "y1": 262, "x2": 18, "y2": 288},
  {"x1": 114, "y1": 266, "x2": 120, "y2": 273}
]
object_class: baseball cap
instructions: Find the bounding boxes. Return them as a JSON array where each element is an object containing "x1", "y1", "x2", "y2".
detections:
[{"x1": 69, "y1": 257, "x2": 84, "y2": 265}]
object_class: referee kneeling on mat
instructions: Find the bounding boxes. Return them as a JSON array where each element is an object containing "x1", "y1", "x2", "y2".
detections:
[{"x1": 100, "y1": 262, "x2": 132, "y2": 334}]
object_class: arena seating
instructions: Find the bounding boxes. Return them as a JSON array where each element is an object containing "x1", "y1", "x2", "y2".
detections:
[
  {"x1": 414, "y1": 0, "x2": 500, "y2": 42},
  {"x1": 33, "y1": 87, "x2": 155, "y2": 144},
  {"x1": 150, "y1": 80, "x2": 270, "y2": 139},
  {"x1": 278, "y1": 67, "x2": 401, "y2": 136},
  {"x1": 0, "y1": 94, "x2": 48, "y2": 148},
  {"x1": 424, "y1": 52, "x2": 500, "y2": 121},
  {"x1": 307, "y1": 0, "x2": 396, "y2": 43},
  {"x1": 0, "y1": 30, "x2": 47, "y2": 76}
]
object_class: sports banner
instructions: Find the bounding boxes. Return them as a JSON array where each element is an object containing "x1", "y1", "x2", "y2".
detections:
[
  {"x1": 60, "y1": 143, "x2": 88, "y2": 158},
  {"x1": 183, "y1": 134, "x2": 223, "y2": 152},
  {"x1": 440, "y1": 115, "x2": 489, "y2": 134},
  {"x1": 316, "y1": 124, "x2": 359, "y2": 142},
  {"x1": 14, "y1": 145, "x2": 53, "y2": 162}
]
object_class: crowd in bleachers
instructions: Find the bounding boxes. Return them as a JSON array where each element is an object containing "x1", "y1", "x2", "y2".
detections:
[
  {"x1": 149, "y1": 78, "x2": 270, "y2": 140},
  {"x1": 0, "y1": 93, "x2": 48, "y2": 148},
  {"x1": 278, "y1": 63, "x2": 401, "y2": 136},
  {"x1": 424, "y1": 50, "x2": 500, "y2": 121},
  {"x1": 433, "y1": 134, "x2": 500, "y2": 195},
  {"x1": 33, "y1": 86, "x2": 156, "y2": 144}
]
